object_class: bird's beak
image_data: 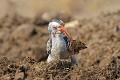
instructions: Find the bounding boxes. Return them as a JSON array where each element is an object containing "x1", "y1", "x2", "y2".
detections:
[{"x1": 57, "y1": 26, "x2": 73, "y2": 41}]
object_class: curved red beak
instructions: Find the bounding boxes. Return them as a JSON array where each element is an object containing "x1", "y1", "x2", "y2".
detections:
[{"x1": 57, "y1": 26, "x2": 73, "y2": 41}]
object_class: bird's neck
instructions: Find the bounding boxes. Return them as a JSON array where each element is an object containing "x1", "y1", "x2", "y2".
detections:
[
  {"x1": 51, "y1": 33, "x2": 66, "y2": 51},
  {"x1": 51, "y1": 33, "x2": 65, "y2": 46},
  {"x1": 51, "y1": 33, "x2": 63, "y2": 40}
]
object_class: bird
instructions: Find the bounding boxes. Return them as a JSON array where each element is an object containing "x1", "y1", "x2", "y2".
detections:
[{"x1": 47, "y1": 19, "x2": 79, "y2": 64}]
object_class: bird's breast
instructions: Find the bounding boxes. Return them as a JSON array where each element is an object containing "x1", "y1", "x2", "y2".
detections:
[
  {"x1": 51, "y1": 37, "x2": 69, "y2": 59},
  {"x1": 52, "y1": 38, "x2": 66, "y2": 52}
]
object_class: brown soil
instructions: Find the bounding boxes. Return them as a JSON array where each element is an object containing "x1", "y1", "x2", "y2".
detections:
[{"x1": 0, "y1": 11, "x2": 120, "y2": 80}]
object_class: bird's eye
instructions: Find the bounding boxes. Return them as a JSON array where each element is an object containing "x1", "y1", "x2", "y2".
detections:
[{"x1": 53, "y1": 27, "x2": 57, "y2": 29}]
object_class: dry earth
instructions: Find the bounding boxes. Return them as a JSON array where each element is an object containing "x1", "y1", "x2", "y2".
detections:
[{"x1": 0, "y1": 10, "x2": 120, "y2": 80}]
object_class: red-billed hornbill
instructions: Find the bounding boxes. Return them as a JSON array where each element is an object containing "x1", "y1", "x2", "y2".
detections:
[{"x1": 47, "y1": 19, "x2": 78, "y2": 64}]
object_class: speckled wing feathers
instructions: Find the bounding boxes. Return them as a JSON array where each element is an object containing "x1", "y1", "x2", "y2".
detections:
[
  {"x1": 63, "y1": 36, "x2": 71, "y2": 50},
  {"x1": 46, "y1": 38, "x2": 52, "y2": 54}
]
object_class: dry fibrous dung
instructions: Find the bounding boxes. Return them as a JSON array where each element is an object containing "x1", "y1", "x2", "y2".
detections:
[{"x1": 69, "y1": 40, "x2": 87, "y2": 54}]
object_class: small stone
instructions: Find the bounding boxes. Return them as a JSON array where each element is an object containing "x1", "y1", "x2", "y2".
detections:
[
  {"x1": 41, "y1": 12, "x2": 57, "y2": 22},
  {"x1": 14, "y1": 72, "x2": 25, "y2": 80}
]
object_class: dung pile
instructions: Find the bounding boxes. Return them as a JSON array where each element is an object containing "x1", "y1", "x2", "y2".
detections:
[
  {"x1": 69, "y1": 40, "x2": 87, "y2": 54},
  {"x1": 0, "y1": 8, "x2": 120, "y2": 80},
  {"x1": 0, "y1": 55, "x2": 119, "y2": 80}
]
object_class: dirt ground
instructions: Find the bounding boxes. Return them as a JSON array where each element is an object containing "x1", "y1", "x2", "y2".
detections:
[{"x1": 0, "y1": 8, "x2": 120, "y2": 80}]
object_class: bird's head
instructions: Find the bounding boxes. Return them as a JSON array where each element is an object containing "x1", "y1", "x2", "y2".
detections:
[{"x1": 48, "y1": 19, "x2": 73, "y2": 41}]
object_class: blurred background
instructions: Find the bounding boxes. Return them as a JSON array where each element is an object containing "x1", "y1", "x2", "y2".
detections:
[{"x1": 0, "y1": 0, "x2": 120, "y2": 19}]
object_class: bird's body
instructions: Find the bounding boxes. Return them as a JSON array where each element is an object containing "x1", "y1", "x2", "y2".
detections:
[
  {"x1": 47, "y1": 19, "x2": 78, "y2": 64},
  {"x1": 47, "y1": 35, "x2": 70, "y2": 62}
]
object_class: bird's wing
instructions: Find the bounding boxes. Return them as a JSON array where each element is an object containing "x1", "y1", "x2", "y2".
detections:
[
  {"x1": 46, "y1": 38, "x2": 52, "y2": 54},
  {"x1": 63, "y1": 36, "x2": 71, "y2": 50}
]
